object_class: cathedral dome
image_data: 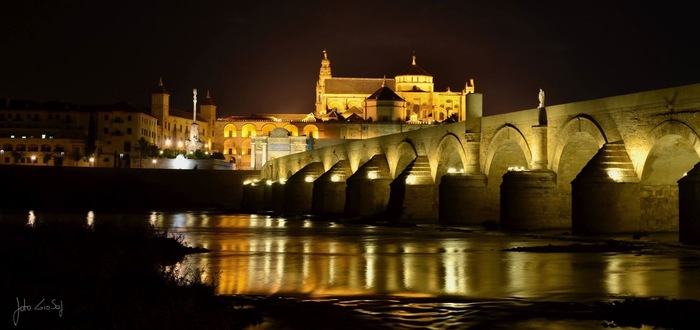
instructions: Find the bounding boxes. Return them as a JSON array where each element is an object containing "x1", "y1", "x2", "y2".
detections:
[
  {"x1": 398, "y1": 55, "x2": 431, "y2": 77},
  {"x1": 395, "y1": 53, "x2": 434, "y2": 93}
]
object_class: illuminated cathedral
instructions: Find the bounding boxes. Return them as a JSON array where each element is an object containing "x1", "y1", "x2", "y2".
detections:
[{"x1": 315, "y1": 50, "x2": 475, "y2": 123}]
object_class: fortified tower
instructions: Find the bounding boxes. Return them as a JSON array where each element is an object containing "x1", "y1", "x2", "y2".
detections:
[
  {"x1": 198, "y1": 90, "x2": 217, "y2": 149},
  {"x1": 151, "y1": 77, "x2": 170, "y2": 147}
]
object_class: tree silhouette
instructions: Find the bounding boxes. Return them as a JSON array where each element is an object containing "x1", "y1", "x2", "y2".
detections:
[{"x1": 134, "y1": 137, "x2": 151, "y2": 168}]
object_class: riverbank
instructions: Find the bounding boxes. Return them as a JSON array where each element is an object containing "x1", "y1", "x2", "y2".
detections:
[
  {"x1": 5, "y1": 212, "x2": 700, "y2": 329},
  {"x1": 0, "y1": 215, "x2": 263, "y2": 329}
]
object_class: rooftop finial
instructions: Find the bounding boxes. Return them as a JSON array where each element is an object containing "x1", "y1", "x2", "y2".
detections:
[
  {"x1": 206, "y1": 90, "x2": 211, "y2": 99},
  {"x1": 412, "y1": 51, "x2": 416, "y2": 65},
  {"x1": 323, "y1": 49, "x2": 328, "y2": 60},
  {"x1": 158, "y1": 76, "x2": 164, "y2": 87},
  {"x1": 382, "y1": 75, "x2": 386, "y2": 87}
]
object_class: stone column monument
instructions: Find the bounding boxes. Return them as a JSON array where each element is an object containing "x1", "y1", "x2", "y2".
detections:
[{"x1": 187, "y1": 88, "x2": 200, "y2": 153}]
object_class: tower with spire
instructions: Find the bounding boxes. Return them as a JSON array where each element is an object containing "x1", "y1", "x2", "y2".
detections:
[{"x1": 315, "y1": 49, "x2": 333, "y2": 115}]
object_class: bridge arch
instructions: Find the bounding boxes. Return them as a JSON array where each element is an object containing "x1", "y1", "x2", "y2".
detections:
[
  {"x1": 349, "y1": 141, "x2": 383, "y2": 173},
  {"x1": 641, "y1": 119, "x2": 700, "y2": 184},
  {"x1": 482, "y1": 124, "x2": 531, "y2": 223},
  {"x1": 349, "y1": 151, "x2": 370, "y2": 174},
  {"x1": 637, "y1": 119, "x2": 700, "y2": 231},
  {"x1": 389, "y1": 140, "x2": 418, "y2": 178},
  {"x1": 321, "y1": 150, "x2": 343, "y2": 171},
  {"x1": 484, "y1": 124, "x2": 531, "y2": 176},
  {"x1": 550, "y1": 115, "x2": 608, "y2": 222},
  {"x1": 551, "y1": 114, "x2": 608, "y2": 174},
  {"x1": 434, "y1": 133, "x2": 467, "y2": 184}
]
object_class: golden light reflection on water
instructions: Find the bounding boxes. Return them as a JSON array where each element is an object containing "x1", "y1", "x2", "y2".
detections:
[
  {"x1": 604, "y1": 255, "x2": 679, "y2": 297},
  {"x1": 145, "y1": 213, "x2": 695, "y2": 300}
]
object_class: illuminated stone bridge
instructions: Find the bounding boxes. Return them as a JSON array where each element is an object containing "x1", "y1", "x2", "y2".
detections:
[{"x1": 249, "y1": 83, "x2": 700, "y2": 240}]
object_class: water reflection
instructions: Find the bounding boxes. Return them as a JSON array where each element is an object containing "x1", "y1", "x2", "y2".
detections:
[
  {"x1": 147, "y1": 213, "x2": 700, "y2": 302},
  {"x1": 86, "y1": 210, "x2": 94, "y2": 229},
  {"x1": 27, "y1": 210, "x2": 36, "y2": 227},
  {"x1": 9, "y1": 210, "x2": 700, "y2": 328}
]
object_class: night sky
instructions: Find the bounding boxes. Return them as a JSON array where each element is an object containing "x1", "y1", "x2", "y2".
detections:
[{"x1": 1, "y1": 0, "x2": 697, "y2": 117}]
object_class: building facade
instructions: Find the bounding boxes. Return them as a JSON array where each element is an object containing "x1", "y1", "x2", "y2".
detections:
[
  {"x1": 315, "y1": 50, "x2": 475, "y2": 123},
  {"x1": 0, "y1": 99, "x2": 157, "y2": 168},
  {"x1": 150, "y1": 78, "x2": 216, "y2": 153},
  {"x1": 1, "y1": 52, "x2": 477, "y2": 170}
]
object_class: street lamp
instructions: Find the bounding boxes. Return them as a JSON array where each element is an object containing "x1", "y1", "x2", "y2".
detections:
[
  {"x1": 89, "y1": 157, "x2": 95, "y2": 167},
  {"x1": 30, "y1": 155, "x2": 36, "y2": 165}
]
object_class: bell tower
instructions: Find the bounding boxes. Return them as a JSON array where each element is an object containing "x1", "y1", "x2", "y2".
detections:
[
  {"x1": 199, "y1": 90, "x2": 217, "y2": 149},
  {"x1": 316, "y1": 49, "x2": 332, "y2": 115},
  {"x1": 151, "y1": 77, "x2": 170, "y2": 147}
]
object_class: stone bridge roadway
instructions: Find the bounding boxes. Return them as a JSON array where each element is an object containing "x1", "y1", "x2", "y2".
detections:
[{"x1": 248, "y1": 83, "x2": 700, "y2": 241}]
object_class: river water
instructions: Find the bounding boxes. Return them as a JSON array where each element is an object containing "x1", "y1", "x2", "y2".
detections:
[{"x1": 145, "y1": 211, "x2": 700, "y2": 329}]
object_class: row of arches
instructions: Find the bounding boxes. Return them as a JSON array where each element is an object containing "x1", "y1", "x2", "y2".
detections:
[
  {"x1": 223, "y1": 123, "x2": 320, "y2": 139},
  {"x1": 262, "y1": 116, "x2": 700, "y2": 232}
]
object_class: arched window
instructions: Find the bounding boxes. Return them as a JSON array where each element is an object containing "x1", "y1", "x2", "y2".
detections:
[
  {"x1": 224, "y1": 123, "x2": 237, "y2": 138},
  {"x1": 283, "y1": 124, "x2": 299, "y2": 136},
  {"x1": 261, "y1": 124, "x2": 277, "y2": 136},
  {"x1": 303, "y1": 124, "x2": 319, "y2": 139},
  {"x1": 241, "y1": 124, "x2": 257, "y2": 138}
]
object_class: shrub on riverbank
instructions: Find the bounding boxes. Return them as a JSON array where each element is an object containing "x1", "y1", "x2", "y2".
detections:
[{"x1": 0, "y1": 216, "x2": 261, "y2": 329}]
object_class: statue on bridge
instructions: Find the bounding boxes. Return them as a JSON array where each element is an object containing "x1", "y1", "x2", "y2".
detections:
[{"x1": 538, "y1": 89, "x2": 545, "y2": 108}]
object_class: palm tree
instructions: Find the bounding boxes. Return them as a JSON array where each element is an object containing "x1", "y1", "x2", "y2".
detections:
[{"x1": 134, "y1": 137, "x2": 150, "y2": 168}]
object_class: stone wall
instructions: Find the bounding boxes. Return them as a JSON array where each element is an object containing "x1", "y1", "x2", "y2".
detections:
[{"x1": 0, "y1": 166, "x2": 260, "y2": 213}]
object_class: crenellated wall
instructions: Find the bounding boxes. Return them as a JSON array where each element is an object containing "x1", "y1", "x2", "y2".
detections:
[{"x1": 258, "y1": 83, "x2": 700, "y2": 236}]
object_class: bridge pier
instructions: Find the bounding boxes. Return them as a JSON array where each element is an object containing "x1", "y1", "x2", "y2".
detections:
[
  {"x1": 571, "y1": 141, "x2": 641, "y2": 234},
  {"x1": 388, "y1": 181, "x2": 436, "y2": 223},
  {"x1": 282, "y1": 162, "x2": 325, "y2": 215},
  {"x1": 262, "y1": 179, "x2": 284, "y2": 214},
  {"x1": 500, "y1": 170, "x2": 559, "y2": 231},
  {"x1": 241, "y1": 180, "x2": 264, "y2": 213},
  {"x1": 678, "y1": 162, "x2": 700, "y2": 243},
  {"x1": 312, "y1": 160, "x2": 352, "y2": 217},
  {"x1": 345, "y1": 155, "x2": 392, "y2": 218},
  {"x1": 387, "y1": 156, "x2": 437, "y2": 223},
  {"x1": 270, "y1": 180, "x2": 285, "y2": 214},
  {"x1": 439, "y1": 173, "x2": 488, "y2": 225},
  {"x1": 262, "y1": 180, "x2": 273, "y2": 211}
]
